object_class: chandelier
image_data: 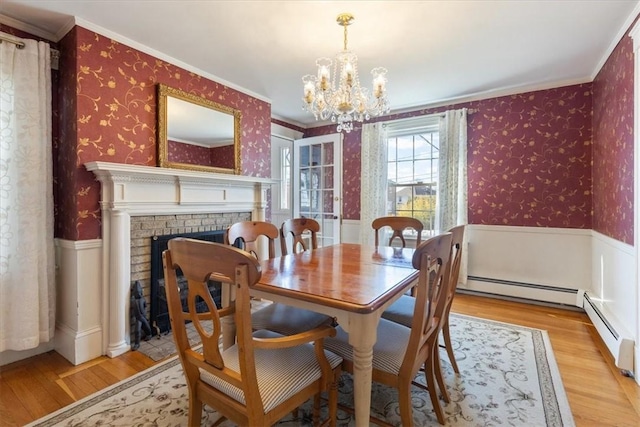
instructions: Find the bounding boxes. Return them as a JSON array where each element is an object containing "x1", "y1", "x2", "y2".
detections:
[{"x1": 302, "y1": 13, "x2": 390, "y2": 133}]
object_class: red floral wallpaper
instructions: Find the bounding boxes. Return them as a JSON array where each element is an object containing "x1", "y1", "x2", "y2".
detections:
[
  {"x1": 166, "y1": 142, "x2": 236, "y2": 168},
  {"x1": 466, "y1": 86, "x2": 592, "y2": 228},
  {"x1": 592, "y1": 30, "x2": 634, "y2": 245},
  {"x1": 56, "y1": 26, "x2": 271, "y2": 240},
  {"x1": 210, "y1": 144, "x2": 235, "y2": 168},
  {"x1": 307, "y1": 83, "x2": 593, "y2": 229},
  {"x1": 168, "y1": 140, "x2": 212, "y2": 165}
]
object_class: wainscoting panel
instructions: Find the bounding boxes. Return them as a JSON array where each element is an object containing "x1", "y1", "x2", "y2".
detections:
[
  {"x1": 462, "y1": 225, "x2": 591, "y2": 306},
  {"x1": 54, "y1": 238, "x2": 104, "y2": 365},
  {"x1": 588, "y1": 231, "x2": 636, "y2": 371},
  {"x1": 341, "y1": 219, "x2": 361, "y2": 244}
]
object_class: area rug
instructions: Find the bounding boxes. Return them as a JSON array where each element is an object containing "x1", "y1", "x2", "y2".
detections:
[{"x1": 27, "y1": 314, "x2": 575, "y2": 426}]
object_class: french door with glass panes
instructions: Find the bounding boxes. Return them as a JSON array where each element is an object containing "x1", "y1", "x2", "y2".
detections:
[{"x1": 293, "y1": 134, "x2": 342, "y2": 247}]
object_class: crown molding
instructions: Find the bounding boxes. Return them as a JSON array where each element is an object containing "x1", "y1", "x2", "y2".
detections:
[
  {"x1": 592, "y1": 3, "x2": 640, "y2": 80},
  {"x1": 72, "y1": 16, "x2": 272, "y2": 105},
  {"x1": 0, "y1": 13, "x2": 58, "y2": 41}
]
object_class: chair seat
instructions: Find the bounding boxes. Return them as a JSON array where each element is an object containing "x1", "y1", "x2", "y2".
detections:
[
  {"x1": 381, "y1": 294, "x2": 415, "y2": 327},
  {"x1": 252, "y1": 302, "x2": 334, "y2": 336},
  {"x1": 324, "y1": 319, "x2": 410, "y2": 375},
  {"x1": 201, "y1": 329, "x2": 342, "y2": 413}
]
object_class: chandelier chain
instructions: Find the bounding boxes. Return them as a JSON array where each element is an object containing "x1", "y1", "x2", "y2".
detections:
[{"x1": 343, "y1": 20, "x2": 348, "y2": 51}]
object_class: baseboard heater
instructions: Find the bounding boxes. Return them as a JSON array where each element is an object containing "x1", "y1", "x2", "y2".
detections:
[
  {"x1": 466, "y1": 276, "x2": 635, "y2": 374},
  {"x1": 466, "y1": 275, "x2": 579, "y2": 307},
  {"x1": 581, "y1": 291, "x2": 634, "y2": 373}
]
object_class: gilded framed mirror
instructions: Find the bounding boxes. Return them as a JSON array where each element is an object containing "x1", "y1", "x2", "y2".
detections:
[{"x1": 157, "y1": 83, "x2": 241, "y2": 174}]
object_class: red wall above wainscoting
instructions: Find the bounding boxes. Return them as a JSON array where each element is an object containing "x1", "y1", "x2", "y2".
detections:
[
  {"x1": 168, "y1": 141, "x2": 213, "y2": 166},
  {"x1": 306, "y1": 83, "x2": 593, "y2": 230},
  {"x1": 56, "y1": 26, "x2": 271, "y2": 241},
  {"x1": 166, "y1": 141, "x2": 236, "y2": 169},
  {"x1": 593, "y1": 28, "x2": 635, "y2": 246}
]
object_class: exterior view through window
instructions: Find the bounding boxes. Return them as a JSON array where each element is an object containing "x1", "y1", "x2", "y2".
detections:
[{"x1": 387, "y1": 124, "x2": 439, "y2": 240}]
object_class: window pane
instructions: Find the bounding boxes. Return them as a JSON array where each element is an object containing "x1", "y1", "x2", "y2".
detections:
[
  {"x1": 396, "y1": 135, "x2": 413, "y2": 163},
  {"x1": 323, "y1": 142, "x2": 334, "y2": 164},
  {"x1": 414, "y1": 136, "x2": 430, "y2": 160},
  {"x1": 299, "y1": 146, "x2": 310, "y2": 167},
  {"x1": 323, "y1": 190, "x2": 334, "y2": 213},
  {"x1": 324, "y1": 166, "x2": 334, "y2": 189},
  {"x1": 413, "y1": 159, "x2": 430, "y2": 183},
  {"x1": 311, "y1": 144, "x2": 322, "y2": 166},
  {"x1": 396, "y1": 161, "x2": 414, "y2": 184},
  {"x1": 388, "y1": 138, "x2": 397, "y2": 162}
]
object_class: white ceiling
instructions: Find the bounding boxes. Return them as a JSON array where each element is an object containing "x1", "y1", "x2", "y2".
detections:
[{"x1": 1, "y1": 1, "x2": 639, "y2": 128}]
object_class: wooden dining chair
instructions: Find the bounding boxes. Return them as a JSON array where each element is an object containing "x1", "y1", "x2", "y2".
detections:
[
  {"x1": 280, "y1": 217, "x2": 320, "y2": 256},
  {"x1": 381, "y1": 225, "x2": 466, "y2": 401},
  {"x1": 324, "y1": 233, "x2": 453, "y2": 426},
  {"x1": 372, "y1": 215, "x2": 424, "y2": 248},
  {"x1": 226, "y1": 221, "x2": 334, "y2": 336},
  {"x1": 162, "y1": 238, "x2": 342, "y2": 427},
  {"x1": 373, "y1": 215, "x2": 425, "y2": 297}
]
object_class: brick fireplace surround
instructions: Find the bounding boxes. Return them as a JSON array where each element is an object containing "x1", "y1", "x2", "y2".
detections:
[
  {"x1": 83, "y1": 162, "x2": 274, "y2": 360},
  {"x1": 130, "y1": 212, "x2": 250, "y2": 339}
]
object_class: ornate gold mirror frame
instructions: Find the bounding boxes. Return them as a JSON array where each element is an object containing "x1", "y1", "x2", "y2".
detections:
[{"x1": 157, "y1": 83, "x2": 241, "y2": 174}]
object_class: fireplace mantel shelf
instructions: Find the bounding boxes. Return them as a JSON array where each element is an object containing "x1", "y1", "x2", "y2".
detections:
[
  {"x1": 85, "y1": 161, "x2": 276, "y2": 186},
  {"x1": 85, "y1": 161, "x2": 275, "y2": 215}
]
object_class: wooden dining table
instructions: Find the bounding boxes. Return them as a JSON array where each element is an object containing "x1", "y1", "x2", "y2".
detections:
[{"x1": 249, "y1": 243, "x2": 418, "y2": 427}]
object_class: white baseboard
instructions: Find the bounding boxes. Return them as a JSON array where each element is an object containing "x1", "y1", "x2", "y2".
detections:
[
  {"x1": 465, "y1": 276, "x2": 580, "y2": 307},
  {"x1": 582, "y1": 292, "x2": 635, "y2": 372},
  {"x1": 55, "y1": 323, "x2": 103, "y2": 365}
]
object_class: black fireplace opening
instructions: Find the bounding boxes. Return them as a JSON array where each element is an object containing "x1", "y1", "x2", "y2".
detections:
[{"x1": 150, "y1": 230, "x2": 227, "y2": 334}]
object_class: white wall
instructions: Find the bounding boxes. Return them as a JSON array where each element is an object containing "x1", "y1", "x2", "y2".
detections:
[
  {"x1": 342, "y1": 221, "x2": 638, "y2": 377},
  {"x1": 463, "y1": 225, "x2": 591, "y2": 305},
  {"x1": 54, "y1": 238, "x2": 104, "y2": 365}
]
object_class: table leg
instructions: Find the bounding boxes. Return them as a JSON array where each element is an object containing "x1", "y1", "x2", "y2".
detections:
[
  {"x1": 352, "y1": 344, "x2": 374, "y2": 427},
  {"x1": 345, "y1": 313, "x2": 380, "y2": 427}
]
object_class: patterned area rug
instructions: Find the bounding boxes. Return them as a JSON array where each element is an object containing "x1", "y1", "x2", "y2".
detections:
[{"x1": 27, "y1": 314, "x2": 575, "y2": 426}]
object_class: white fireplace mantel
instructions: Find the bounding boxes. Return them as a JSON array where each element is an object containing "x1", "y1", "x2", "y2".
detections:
[{"x1": 85, "y1": 161, "x2": 275, "y2": 357}]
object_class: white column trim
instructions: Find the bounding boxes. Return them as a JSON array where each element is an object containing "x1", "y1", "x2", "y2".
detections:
[{"x1": 628, "y1": 22, "x2": 640, "y2": 384}]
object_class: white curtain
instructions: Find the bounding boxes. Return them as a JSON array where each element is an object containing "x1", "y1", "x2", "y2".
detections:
[
  {"x1": 0, "y1": 37, "x2": 55, "y2": 351},
  {"x1": 437, "y1": 108, "x2": 468, "y2": 284},
  {"x1": 359, "y1": 123, "x2": 388, "y2": 245}
]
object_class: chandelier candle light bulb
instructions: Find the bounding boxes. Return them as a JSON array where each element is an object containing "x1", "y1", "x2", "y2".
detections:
[{"x1": 302, "y1": 13, "x2": 390, "y2": 133}]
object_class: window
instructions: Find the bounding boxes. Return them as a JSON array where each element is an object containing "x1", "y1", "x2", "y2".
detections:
[{"x1": 386, "y1": 118, "x2": 440, "y2": 238}]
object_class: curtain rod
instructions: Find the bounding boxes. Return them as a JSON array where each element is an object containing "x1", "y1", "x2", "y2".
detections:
[
  {"x1": 384, "y1": 108, "x2": 478, "y2": 127},
  {"x1": 0, "y1": 32, "x2": 60, "y2": 69},
  {"x1": 0, "y1": 33, "x2": 25, "y2": 49}
]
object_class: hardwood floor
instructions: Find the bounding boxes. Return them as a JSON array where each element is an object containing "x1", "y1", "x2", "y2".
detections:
[{"x1": 0, "y1": 293, "x2": 638, "y2": 426}]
